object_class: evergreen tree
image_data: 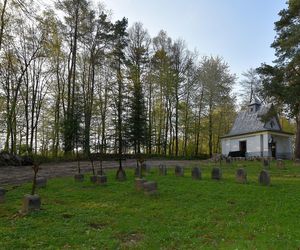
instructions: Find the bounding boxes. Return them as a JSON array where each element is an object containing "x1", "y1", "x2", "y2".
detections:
[
  {"x1": 110, "y1": 17, "x2": 128, "y2": 179},
  {"x1": 127, "y1": 23, "x2": 149, "y2": 156}
]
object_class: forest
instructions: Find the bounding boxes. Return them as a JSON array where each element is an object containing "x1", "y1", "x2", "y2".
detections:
[
  {"x1": 0, "y1": 0, "x2": 240, "y2": 159},
  {"x1": 1, "y1": 0, "x2": 299, "y2": 160}
]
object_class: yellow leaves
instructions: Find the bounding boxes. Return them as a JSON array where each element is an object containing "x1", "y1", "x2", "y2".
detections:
[{"x1": 279, "y1": 116, "x2": 295, "y2": 133}]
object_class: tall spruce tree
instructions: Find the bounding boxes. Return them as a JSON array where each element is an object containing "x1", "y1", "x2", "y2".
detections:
[
  {"x1": 127, "y1": 23, "x2": 149, "y2": 156},
  {"x1": 110, "y1": 17, "x2": 128, "y2": 179}
]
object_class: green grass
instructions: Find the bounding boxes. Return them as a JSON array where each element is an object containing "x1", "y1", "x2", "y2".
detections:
[{"x1": 1, "y1": 160, "x2": 300, "y2": 249}]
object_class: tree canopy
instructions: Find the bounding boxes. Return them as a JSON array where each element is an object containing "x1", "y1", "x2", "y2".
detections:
[{"x1": 0, "y1": 0, "x2": 237, "y2": 159}]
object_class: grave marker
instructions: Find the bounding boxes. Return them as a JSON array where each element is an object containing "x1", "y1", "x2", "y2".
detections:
[
  {"x1": 158, "y1": 164, "x2": 167, "y2": 176},
  {"x1": 191, "y1": 167, "x2": 201, "y2": 180},
  {"x1": 175, "y1": 165, "x2": 184, "y2": 177},
  {"x1": 211, "y1": 167, "x2": 222, "y2": 180},
  {"x1": 259, "y1": 170, "x2": 270, "y2": 186},
  {"x1": 22, "y1": 194, "x2": 41, "y2": 213},
  {"x1": 36, "y1": 177, "x2": 47, "y2": 188},
  {"x1": 236, "y1": 168, "x2": 247, "y2": 184}
]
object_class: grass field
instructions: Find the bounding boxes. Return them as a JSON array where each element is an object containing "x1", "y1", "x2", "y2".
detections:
[{"x1": 1, "y1": 160, "x2": 300, "y2": 249}]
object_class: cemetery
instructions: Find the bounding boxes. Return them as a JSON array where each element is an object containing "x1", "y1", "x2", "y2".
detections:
[
  {"x1": 0, "y1": 159, "x2": 300, "y2": 249},
  {"x1": 0, "y1": 0, "x2": 299, "y2": 249}
]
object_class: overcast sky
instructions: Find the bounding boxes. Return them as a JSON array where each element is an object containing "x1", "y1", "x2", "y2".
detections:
[{"x1": 100, "y1": 0, "x2": 287, "y2": 92}]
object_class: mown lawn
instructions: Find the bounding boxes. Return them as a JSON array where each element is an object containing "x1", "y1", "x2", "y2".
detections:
[{"x1": 1, "y1": 160, "x2": 300, "y2": 249}]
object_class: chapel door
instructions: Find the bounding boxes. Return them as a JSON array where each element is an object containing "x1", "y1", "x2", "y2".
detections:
[
  {"x1": 239, "y1": 141, "x2": 247, "y2": 157},
  {"x1": 271, "y1": 142, "x2": 276, "y2": 158}
]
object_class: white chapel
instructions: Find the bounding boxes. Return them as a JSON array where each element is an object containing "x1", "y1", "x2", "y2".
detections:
[{"x1": 221, "y1": 98, "x2": 293, "y2": 159}]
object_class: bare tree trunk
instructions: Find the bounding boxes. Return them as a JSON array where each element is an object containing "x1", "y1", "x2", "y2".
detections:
[
  {"x1": 295, "y1": 113, "x2": 300, "y2": 159},
  {"x1": 175, "y1": 85, "x2": 179, "y2": 157},
  {"x1": 157, "y1": 82, "x2": 163, "y2": 155},
  {"x1": 52, "y1": 57, "x2": 61, "y2": 157},
  {"x1": 164, "y1": 99, "x2": 169, "y2": 156},
  {"x1": 83, "y1": 54, "x2": 95, "y2": 156},
  {"x1": 24, "y1": 68, "x2": 30, "y2": 153},
  {"x1": 65, "y1": 3, "x2": 79, "y2": 154},
  {"x1": 215, "y1": 112, "x2": 223, "y2": 153},
  {"x1": 208, "y1": 99, "x2": 213, "y2": 158},
  {"x1": 147, "y1": 77, "x2": 153, "y2": 154},
  {"x1": 100, "y1": 94, "x2": 107, "y2": 155},
  {"x1": 183, "y1": 90, "x2": 190, "y2": 157},
  {"x1": 4, "y1": 69, "x2": 11, "y2": 152},
  {"x1": 117, "y1": 60, "x2": 123, "y2": 171},
  {"x1": 195, "y1": 89, "x2": 204, "y2": 156},
  {"x1": 168, "y1": 99, "x2": 173, "y2": 156}
]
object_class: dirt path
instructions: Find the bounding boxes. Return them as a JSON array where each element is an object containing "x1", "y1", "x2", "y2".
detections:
[{"x1": 0, "y1": 159, "x2": 204, "y2": 186}]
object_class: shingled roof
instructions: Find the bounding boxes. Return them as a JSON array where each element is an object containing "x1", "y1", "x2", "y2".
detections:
[{"x1": 225, "y1": 104, "x2": 281, "y2": 137}]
